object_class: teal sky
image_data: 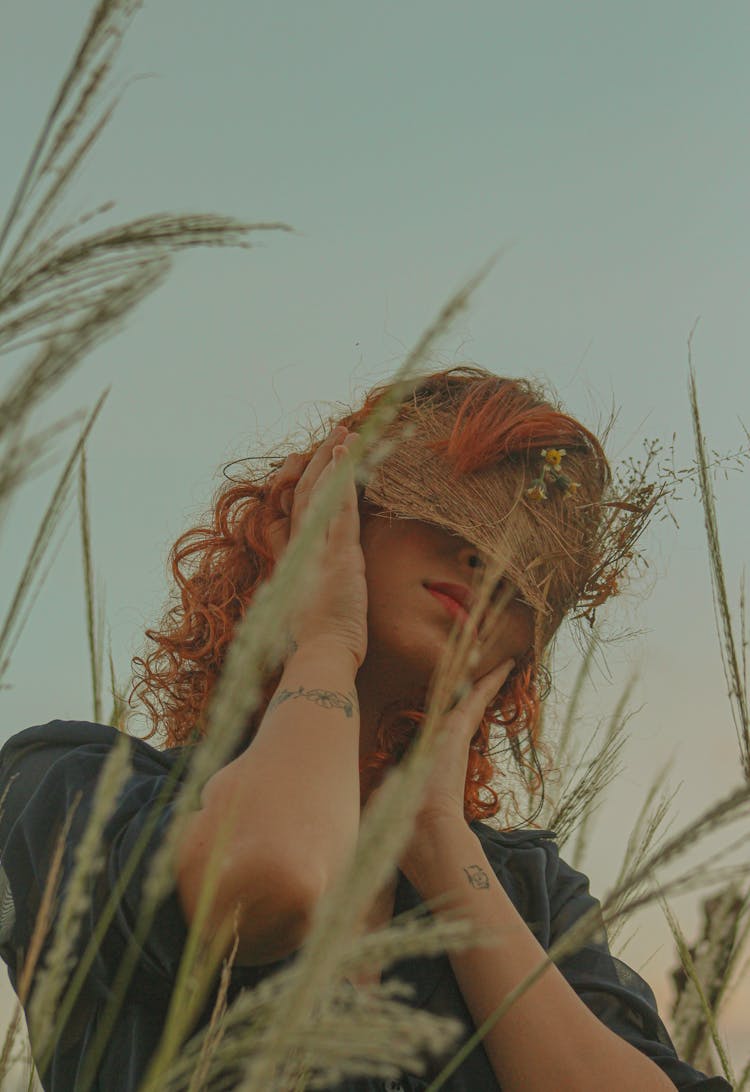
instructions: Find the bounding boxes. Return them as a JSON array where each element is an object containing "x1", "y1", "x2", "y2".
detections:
[{"x1": 2, "y1": 0, "x2": 749, "y2": 1065}]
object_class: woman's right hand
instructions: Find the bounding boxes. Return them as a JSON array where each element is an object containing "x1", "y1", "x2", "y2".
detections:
[{"x1": 266, "y1": 426, "x2": 368, "y2": 671}]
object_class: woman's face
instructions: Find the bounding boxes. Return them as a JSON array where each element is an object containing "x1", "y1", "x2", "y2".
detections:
[{"x1": 358, "y1": 513, "x2": 535, "y2": 688}]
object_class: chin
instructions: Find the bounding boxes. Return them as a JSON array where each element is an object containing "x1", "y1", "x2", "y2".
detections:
[{"x1": 383, "y1": 639, "x2": 458, "y2": 689}]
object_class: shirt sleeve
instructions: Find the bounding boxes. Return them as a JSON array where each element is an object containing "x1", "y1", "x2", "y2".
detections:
[
  {"x1": 547, "y1": 844, "x2": 733, "y2": 1091},
  {"x1": 0, "y1": 721, "x2": 191, "y2": 1013}
]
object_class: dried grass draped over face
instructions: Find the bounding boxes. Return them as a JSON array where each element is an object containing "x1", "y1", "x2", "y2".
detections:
[{"x1": 130, "y1": 366, "x2": 645, "y2": 825}]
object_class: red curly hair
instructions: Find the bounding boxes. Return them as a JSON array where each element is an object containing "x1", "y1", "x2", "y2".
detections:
[{"x1": 130, "y1": 367, "x2": 619, "y2": 826}]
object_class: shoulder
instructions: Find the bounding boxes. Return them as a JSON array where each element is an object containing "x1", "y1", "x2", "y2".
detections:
[
  {"x1": 0, "y1": 720, "x2": 192, "y2": 977},
  {"x1": 0, "y1": 718, "x2": 182, "y2": 769},
  {"x1": 0, "y1": 719, "x2": 190, "y2": 862},
  {"x1": 0, "y1": 719, "x2": 185, "y2": 795}
]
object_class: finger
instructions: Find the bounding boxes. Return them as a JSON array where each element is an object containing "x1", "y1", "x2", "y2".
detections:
[
  {"x1": 290, "y1": 425, "x2": 348, "y2": 534},
  {"x1": 271, "y1": 451, "x2": 305, "y2": 488},
  {"x1": 448, "y1": 658, "x2": 515, "y2": 721},
  {"x1": 475, "y1": 658, "x2": 515, "y2": 704},
  {"x1": 266, "y1": 453, "x2": 305, "y2": 522},
  {"x1": 266, "y1": 516, "x2": 290, "y2": 561},
  {"x1": 326, "y1": 439, "x2": 361, "y2": 546}
]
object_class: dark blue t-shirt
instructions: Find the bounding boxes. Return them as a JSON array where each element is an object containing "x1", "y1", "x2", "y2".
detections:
[{"x1": 0, "y1": 721, "x2": 733, "y2": 1091}]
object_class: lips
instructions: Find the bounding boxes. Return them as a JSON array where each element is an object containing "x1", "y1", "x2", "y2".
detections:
[
  {"x1": 423, "y1": 583, "x2": 482, "y2": 642},
  {"x1": 424, "y1": 582, "x2": 475, "y2": 615}
]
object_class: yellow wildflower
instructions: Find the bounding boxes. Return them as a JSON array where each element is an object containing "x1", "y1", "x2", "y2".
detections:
[
  {"x1": 526, "y1": 481, "x2": 548, "y2": 502},
  {"x1": 541, "y1": 448, "x2": 566, "y2": 468}
]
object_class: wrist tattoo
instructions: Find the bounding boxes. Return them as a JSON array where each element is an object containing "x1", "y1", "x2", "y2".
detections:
[
  {"x1": 463, "y1": 864, "x2": 490, "y2": 889},
  {"x1": 267, "y1": 685, "x2": 358, "y2": 719}
]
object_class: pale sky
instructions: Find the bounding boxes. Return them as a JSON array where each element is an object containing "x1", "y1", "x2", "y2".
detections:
[{"x1": 2, "y1": 0, "x2": 749, "y2": 1075}]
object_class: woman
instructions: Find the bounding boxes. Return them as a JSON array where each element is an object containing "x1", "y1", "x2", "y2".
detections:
[{"x1": 0, "y1": 367, "x2": 732, "y2": 1090}]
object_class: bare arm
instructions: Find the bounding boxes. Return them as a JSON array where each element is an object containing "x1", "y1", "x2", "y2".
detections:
[
  {"x1": 176, "y1": 427, "x2": 367, "y2": 965},
  {"x1": 406, "y1": 820, "x2": 675, "y2": 1092},
  {"x1": 176, "y1": 638, "x2": 361, "y2": 965}
]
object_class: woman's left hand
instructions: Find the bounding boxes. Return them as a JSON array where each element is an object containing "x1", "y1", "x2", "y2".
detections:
[{"x1": 363, "y1": 657, "x2": 515, "y2": 883}]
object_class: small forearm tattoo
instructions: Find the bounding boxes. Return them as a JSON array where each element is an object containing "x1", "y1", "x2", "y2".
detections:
[
  {"x1": 463, "y1": 864, "x2": 490, "y2": 889},
  {"x1": 267, "y1": 685, "x2": 358, "y2": 719}
]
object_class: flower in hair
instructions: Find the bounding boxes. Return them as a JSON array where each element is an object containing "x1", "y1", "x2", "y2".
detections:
[
  {"x1": 526, "y1": 480, "x2": 548, "y2": 502},
  {"x1": 541, "y1": 448, "x2": 566, "y2": 468},
  {"x1": 526, "y1": 448, "x2": 579, "y2": 503}
]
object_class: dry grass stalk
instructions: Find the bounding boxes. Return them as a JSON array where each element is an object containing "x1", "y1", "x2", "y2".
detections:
[
  {"x1": 234, "y1": 562, "x2": 507, "y2": 1090},
  {"x1": 161, "y1": 903, "x2": 493, "y2": 1091},
  {"x1": 132, "y1": 267, "x2": 497, "y2": 1091},
  {"x1": 160, "y1": 972, "x2": 464, "y2": 1092},
  {"x1": 420, "y1": 781, "x2": 750, "y2": 1091},
  {"x1": 670, "y1": 883, "x2": 750, "y2": 1070},
  {"x1": 0, "y1": 5, "x2": 292, "y2": 673},
  {"x1": 0, "y1": 798, "x2": 81, "y2": 1086},
  {"x1": 29, "y1": 734, "x2": 132, "y2": 1068},
  {"x1": 0, "y1": 393, "x2": 106, "y2": 684},
  {"x1": 0, "y1": 0, "x2": 139, "y2": 256},
  {"x1": 59, "y1": 747, "x2": 196, "y2": 1092},
  {"x1": 664, "y1": 893, "x2": 737, "y2": 1083},
  {"x1": 607, "y1": 767, "x2": 676, "y2": 947},
  {"x1": 569, "y1": 681, "x2": 636, "y2": 869},
  {"x1": 553, "y1": 628, "x2": 598, "y2": 772},
  {"x1": 142, "y1": 793, "x2": 251, "y2": 1086},
  {"x1": 186, "y1": 916, "x2": 241, "y2": 1092},
  {"x1": 3, "y1": 6, "x2": 748, "y2": 1083},
  {"x1": 604, "y1": 786, "x2": 750, "y2": 922},
  {"x1": 0, "y1": 414, "x2": 80, "y2": 530},
  {"x1": 79, "y1": 446, "x2": 104, "y2": 722},
  {"x1": 738, "y1": 1054, "x2": 750, "y2": 1092},
  {"x1": 107, "y1": 642, "x2": 128, "y2": 730},
  {"x1": 547, "y1": 678, "x2": 633, "y2": 852},
  {"x1": 688, "y1": 327, "x2": 750, "y2": 778}
]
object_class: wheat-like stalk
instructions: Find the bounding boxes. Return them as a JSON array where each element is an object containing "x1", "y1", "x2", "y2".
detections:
[
  {"x1": 231, "y1": 562, "x2": 510, "y2": 1090},
  {"x1": 79, "y1": 446, "x2": 104, "y2": 722},
  {"x1": 688, "y1": 325, "x2": 750, "y2": 778},
  {"x1": 28, "y1": 734, "x2": 132, "y2": 1063},
  {"x1": 607, "y1": 766, "x2": 676, "y2": 948},
  {"x1": 186, "y1": 917, "x2": 241, "y2": 1092},
  {"x1": 418, "y1": 779, "x2": 750, "y2": 1091},
  {"x1": 128, "y1": 264, "x2": 498, "y2": 1092},
  {"x1": 0, "y1": 393, "x2": 106, "y2": 684},
  {"x1": 553, "y1": 628, "x2": 599, "y2": 773},
  {"x1": 0, "y1": 801, "x2": 80, "y2": 1085},
  {"x1": 664, "y1": 893, "x2": 737, "y2": 1083},
  {"x1": 155, "y1": 911, "x2": 493, "y2": 1092},
  {"x1": 547, "y1": 677, "x2": 634, "y2": 853}
]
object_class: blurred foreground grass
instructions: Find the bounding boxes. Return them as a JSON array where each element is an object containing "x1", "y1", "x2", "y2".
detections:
[{"x1": 1, "y1": 2, "x2": 748, "y2": 1089}]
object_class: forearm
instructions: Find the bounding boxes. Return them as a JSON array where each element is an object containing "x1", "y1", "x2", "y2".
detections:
[
  {"x1": 406, "y1": 822, "x2": 675, "y2": 1092},
  {"x1": 181, "y1": 640, "x2": 361, "y2": 919},
  {"x1": 243, "y1": 638, "x2": 362, "y2": 883}
]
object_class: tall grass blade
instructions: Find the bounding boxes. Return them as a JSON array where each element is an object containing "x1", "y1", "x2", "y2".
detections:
[
  {"x1": 107, "y1": 640, "x2": 127, "y2": 730},
  {"x1": 663, "y1": 895, "x2": 736, "y2": 1084},
  {"x1": 27, "y1": 735, "x2": 132, "y2": 1059},
  {"x1": 688, "y1": 330, "x2": 750, "y2": 777},
  {"x1": 79, "y1": 446, "x2": 102, "y2": 721},
  {"x1": 548, "y1": 676, "x2": 634, "y2": 852},
  {"x1": 35, "y1": 744, "x2": 194, "y2": 1084},
  {"x1": 555, "y1": 628, "x2": 598, "y2": 771},
  {"x1": 235, "y1": 565, "x2": 509, "y2": 1089},
  {"x1": 0, "y1": 392, "x2": 107, "y2": 683},
  {"x1": 569, "y1": 678, "x2": 636, "y2": 868}
]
